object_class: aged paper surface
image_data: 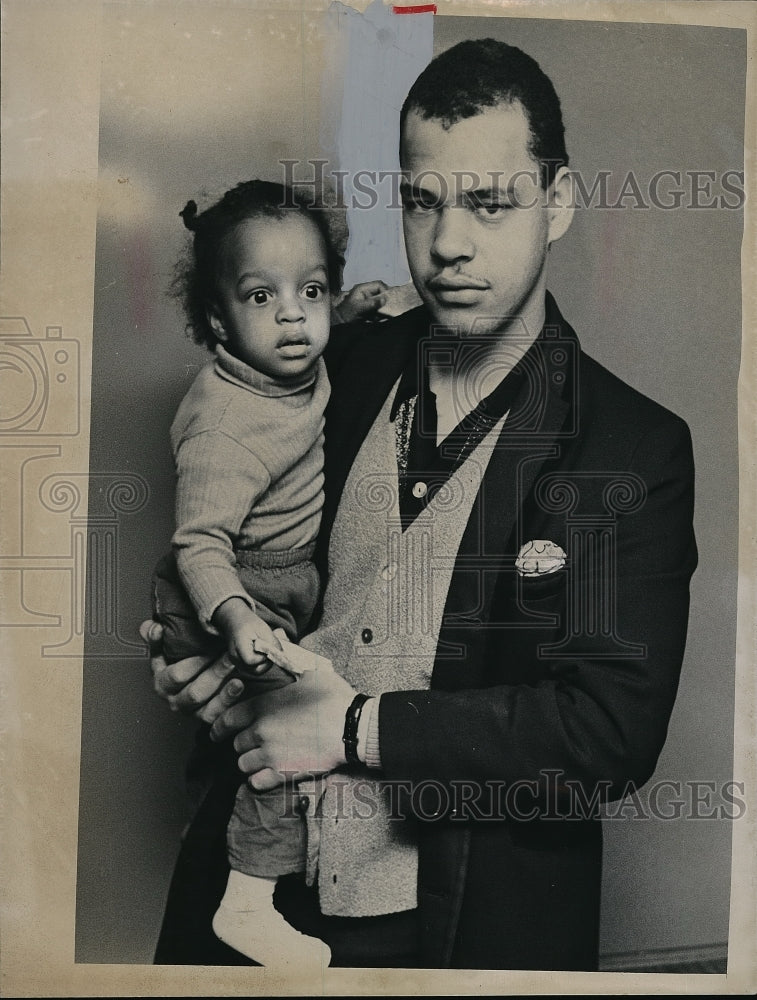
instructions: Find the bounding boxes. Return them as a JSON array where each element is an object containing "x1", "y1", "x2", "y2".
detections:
[{"x1": 1, "y1": 0, "x2": 755, "y2": 995}]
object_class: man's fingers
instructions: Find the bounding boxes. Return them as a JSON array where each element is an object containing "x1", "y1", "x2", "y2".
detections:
[
  {"x1": 209, "y1": 695, "x2": 259, "y2": 744},
  {"x1": 169, "y1": 653, "x2": 237, "y2": 712},
  {"x1": 237, "y1": 746, "x2": 266, "y2": 774},
  {"x1": 232, "y1": 713, "x2": 268, "y2": 754},
  {"x1": 249, "y1": 767, "x2": 285, "y2": 792},
  {"x1": 140, "y1": 618, "x2": 218, "y2": 702},
  {"x1": 140, "y1": 618, "x2": 173, "y2": 698},
  {"x1": 157, "y1": 653, "x2": 218, "y2": 699},
  {"x1": 236, "y1": 748, "x2": 290, "y2": 793},
  {"x1": 139, "y1": 618, "x2": 163, "y2": 647},
  {"x1": 359, "y1": 280, "x2": 388, "y2": 297},
  {"x1": 195, "y1": 676, "x2": 246, "y2": 725}
]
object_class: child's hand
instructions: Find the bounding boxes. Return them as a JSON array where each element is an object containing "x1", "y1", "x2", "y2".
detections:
[
  {"x1": 331, "y1": 280, "x2": 388, "y2": 324},
  {"x1": 228, "y1": 615, "x2": 284, "y2": 675},
  {"x1": 212, "y1": 598, "x2": 283, "y2": 676}
]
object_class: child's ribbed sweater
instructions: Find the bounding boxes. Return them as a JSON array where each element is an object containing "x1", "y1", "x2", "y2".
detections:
[{"x1": 171, "y1": 344, "x2": 329, "y2": 631}]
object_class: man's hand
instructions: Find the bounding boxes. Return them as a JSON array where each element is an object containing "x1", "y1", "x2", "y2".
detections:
[
  {"x1": 331, "y1": 280, "x2": 388, "y2": 324},
  {"x1": 210, "y1": 662, "x2": 358, "y2": 791},
  {"x1": 140, "y1": 619, "x2": 247, "y2": 725}
]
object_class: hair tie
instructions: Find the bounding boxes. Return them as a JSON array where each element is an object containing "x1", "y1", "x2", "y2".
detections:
[{"x1": 179, "y1": 199, "x2": 199, "y2": 230}]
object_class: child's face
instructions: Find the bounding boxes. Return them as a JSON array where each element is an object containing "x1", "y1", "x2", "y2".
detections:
[{"x1": 209, "y1": 213, "x2": 331, "y2": 380}]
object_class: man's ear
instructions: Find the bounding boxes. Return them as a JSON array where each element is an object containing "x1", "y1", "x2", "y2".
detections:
[
  {"x1": 206, "y1": 302, "x2": 228, "y2": 343},
  {"x1": 546, "y1": 166, "x2": 575, "y2": 246}
]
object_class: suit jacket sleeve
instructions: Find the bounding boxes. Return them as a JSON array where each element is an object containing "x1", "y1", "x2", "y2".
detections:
[{"x1": 377, "y1": 412, "x2": 697, "y2": 801}]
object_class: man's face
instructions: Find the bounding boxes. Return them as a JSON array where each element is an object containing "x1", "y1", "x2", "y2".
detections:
[{"x1": 400, "y1": 103, "x2": 569, "y2": 338}]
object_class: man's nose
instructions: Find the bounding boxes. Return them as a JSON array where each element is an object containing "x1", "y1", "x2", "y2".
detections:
[
  {"x1": 430, "y1": 206, "x2": 474, "y2": 263},
  {"x1": 276, "y1": 293, "x2": 306, "y2": 323}
]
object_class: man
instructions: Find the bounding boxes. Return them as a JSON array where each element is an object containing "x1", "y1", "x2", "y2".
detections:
[{"x1": 145, "y1": 38, "x2": 696, "y2": 970}]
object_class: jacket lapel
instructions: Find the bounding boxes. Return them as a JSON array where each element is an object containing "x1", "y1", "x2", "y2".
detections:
[
  {"x1": 319, "y1": 310, "x2": 424, "y2": 565},
  {"x1": 320, "y1": 299, "x2": 578, "y2": 637},
  {"x1": 433, "y1": 300, "x2": 576, "y2": 677},
  {"x1": 427, "y1": 300, "x2": 578, "y2": 963}
]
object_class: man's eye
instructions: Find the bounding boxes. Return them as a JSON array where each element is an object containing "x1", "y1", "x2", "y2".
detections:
[
  {"x1": 303, "y1": 284, "x2": 324, "y2": 300},
  {"x1": 466, "y1": 195, "x2": 511, "y2": 217},
  {"x1": 248, "y1": 289, "x2": 271, "y2": 305},
  {"x1": 402, "y1": 190, "x2": 440, "y2": 213}
]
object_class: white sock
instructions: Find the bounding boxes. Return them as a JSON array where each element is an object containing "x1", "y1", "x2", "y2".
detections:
[
  {"x1": 213, "y1": 870, "x2": 331, "y2": 968},
  {"x1": 219, "y1": 870, "x2": 276, "y2": 908}
]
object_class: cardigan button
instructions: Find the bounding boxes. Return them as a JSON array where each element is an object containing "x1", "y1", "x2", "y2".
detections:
[
  {"x1": 380, "y1": 561, "x2": 398, "y2": 581},
  {"x1": 412, "y1": 481, "x2": 428, "y2": 498},
  {"x1": 361, "y1": 627, "x2": 373, "y2": 644},
  {"x1": 297, "y1": 795, "x2": 310, "y2": 814}
]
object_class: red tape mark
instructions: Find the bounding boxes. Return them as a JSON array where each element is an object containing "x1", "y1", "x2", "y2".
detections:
[{"x1": 392, "y1": 4, "x2": 437, "y2": 13}]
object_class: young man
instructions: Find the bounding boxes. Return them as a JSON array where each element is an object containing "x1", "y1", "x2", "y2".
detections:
[{"x1": 147, "y1": 38, "x2": 696, "y2": 970}]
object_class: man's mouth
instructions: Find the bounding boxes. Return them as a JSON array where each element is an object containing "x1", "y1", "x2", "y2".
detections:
[{"x1": 427, "y1": 274, "x2": 489, "y2": 304}]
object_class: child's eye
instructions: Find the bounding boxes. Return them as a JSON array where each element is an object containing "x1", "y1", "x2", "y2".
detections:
[
  {"x1": 247, "y1": 289, "x2": 271, "y2": 305},
  {"x1": 303, "y1": 283, "x2": 324, "y2": 300}
]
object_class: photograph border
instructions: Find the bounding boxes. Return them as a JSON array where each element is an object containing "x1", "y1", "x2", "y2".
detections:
[{"x1": 1, "y1": 0, "x2": 755, "y2": 995}]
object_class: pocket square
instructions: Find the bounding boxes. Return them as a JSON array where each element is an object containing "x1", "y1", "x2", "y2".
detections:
[{"x1": 516, "y1": 540, "x2": 566, "y2": 577}]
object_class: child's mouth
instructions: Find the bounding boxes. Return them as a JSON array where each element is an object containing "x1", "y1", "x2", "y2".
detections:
[{"x1": 276, "y1": 336, "x2": 311, "y2": 358}]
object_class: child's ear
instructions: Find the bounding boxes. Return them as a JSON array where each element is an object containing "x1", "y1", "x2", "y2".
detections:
[{"x1": 206, "y1": 302, "x2": 228, "y2": 342}]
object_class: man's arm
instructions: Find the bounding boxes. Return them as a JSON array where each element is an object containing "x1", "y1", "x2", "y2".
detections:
[
  {"x1": 219, "y1": 413, "x2": 696, "y2": 803},
  {"x1": 370, "y1": 413, "x2": 697, "y2": 798},
  {"x1": 143, "y1": 618, "x2": 358, "y2": 778}
]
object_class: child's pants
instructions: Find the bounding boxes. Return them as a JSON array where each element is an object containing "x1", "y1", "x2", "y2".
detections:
[{"x1": 152, "y1": 547, "x2": 319, "y2": 877}]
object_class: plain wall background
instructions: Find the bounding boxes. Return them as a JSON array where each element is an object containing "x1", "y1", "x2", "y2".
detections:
[{"x1": 76, "y1": 4, "x2": 744, "y2": 964}]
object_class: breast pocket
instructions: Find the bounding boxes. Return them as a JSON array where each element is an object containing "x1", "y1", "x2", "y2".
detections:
[
  {"x1": 511, "y1": 567, "x2": 568, "y2": 633},
  {"x1": 517, "y1": 567, "x2": 568, "y2": 604}
]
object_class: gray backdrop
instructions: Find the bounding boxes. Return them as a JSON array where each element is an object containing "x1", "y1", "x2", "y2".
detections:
[{"x1": 76, "y1": 5, "x2": 744, "y2": 966}]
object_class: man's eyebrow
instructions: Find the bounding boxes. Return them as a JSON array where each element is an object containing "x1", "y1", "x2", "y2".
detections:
[
  {"x1": 464, "y1": 185, "x2": 513, "y2": 200},
  {"x1": 399, "y1": 177, "x2": 529, "y2": 200},
  {"x1": 399, "y1": 178, "x2": 433, "y2": 194}
]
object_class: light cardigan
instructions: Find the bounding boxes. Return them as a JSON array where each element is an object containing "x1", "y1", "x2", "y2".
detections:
[
  {"x1": 300, "y1": 380, "x2": 507, "y2": 917},
  {"x1": 171, "y1": 344, "x2": 329, "y2": 631}
]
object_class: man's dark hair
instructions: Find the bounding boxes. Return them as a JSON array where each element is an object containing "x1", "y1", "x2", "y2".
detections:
[
  {"x1": 172, "y1": 179, "x2": 345, "y2": 351},
  {"x1": 400, "y1": 38, "x2": 569, "y2": 188}
]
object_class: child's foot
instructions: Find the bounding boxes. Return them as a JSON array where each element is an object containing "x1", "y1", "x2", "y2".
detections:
[{"x1": 213, "y1": 871, "x2": 331, "y2": 968}]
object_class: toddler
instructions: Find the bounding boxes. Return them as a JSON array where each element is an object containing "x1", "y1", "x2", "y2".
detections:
[{"x1": 152, "y1": 179, "x2": 375, "y2": 967}]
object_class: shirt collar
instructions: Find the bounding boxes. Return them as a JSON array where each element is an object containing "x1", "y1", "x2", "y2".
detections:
[
  {"x1": 389, "y1": 302, "x2": 555, "y2": 424},
  {"x1": 214, "y1": 343, "x2": 319, "y2": 397}
]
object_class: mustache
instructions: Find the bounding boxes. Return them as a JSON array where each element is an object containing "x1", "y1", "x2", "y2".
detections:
[{"x1": 427, "y1": 273, "x2": 490, "y2": 291}]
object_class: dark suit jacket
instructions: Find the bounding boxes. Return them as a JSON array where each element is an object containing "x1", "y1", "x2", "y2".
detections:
[{"x1": 318, "y1": 292, "x2": 697, "y2": 969}]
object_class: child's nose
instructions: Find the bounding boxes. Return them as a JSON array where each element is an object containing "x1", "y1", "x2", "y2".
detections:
[{"x1": 276, "y1": 294, "x2": 306, "y2": 323}]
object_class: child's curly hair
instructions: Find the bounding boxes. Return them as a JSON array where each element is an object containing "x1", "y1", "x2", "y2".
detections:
[{"x1": 171, "y1": 179, "x2": 346, "y2": 351}]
